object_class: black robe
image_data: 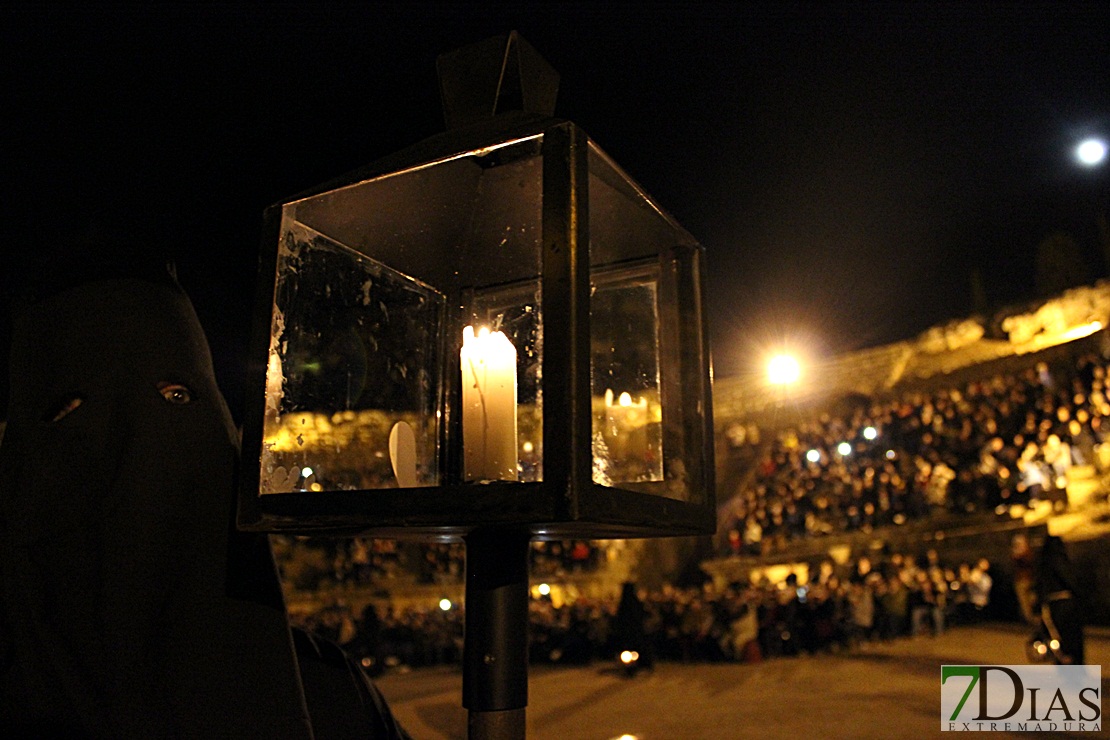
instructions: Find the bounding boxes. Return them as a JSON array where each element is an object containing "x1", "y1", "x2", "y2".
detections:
[
  {"x1": 1034, "y1": 535, "x2": 1085, "y2": 665},
  {"x1": 0, "y1": 277, "x2": 407, "y2": 737}
]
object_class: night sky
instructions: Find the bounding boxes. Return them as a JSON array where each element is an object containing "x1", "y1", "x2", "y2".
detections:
[{"x1": 3, "y1": 2, "x2": 1109, "y2": 417}]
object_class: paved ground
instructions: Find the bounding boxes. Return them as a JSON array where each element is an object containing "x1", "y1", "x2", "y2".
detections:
[{"x1": 376, "y1": 623, "x2": 1110, "y2": 739}]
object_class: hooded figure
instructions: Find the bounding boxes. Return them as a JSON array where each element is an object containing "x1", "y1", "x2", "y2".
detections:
[
  {"x1": 0, "y1": 269, "x2": 370, "y2": 736},
  {"x1": 1034, "y1": 534, "x2": 1084, "y2": 665},
  {"x1": 612, "y1": 582, "x2": 652, "y2": 672}
]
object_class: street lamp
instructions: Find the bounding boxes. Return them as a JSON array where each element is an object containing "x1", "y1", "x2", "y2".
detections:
[
  {"x1": 767, "y1": 353, "x2": 801, "y2": 387},
  {"x1": 1076, "y1": 138, "x2": 1107, "y2": 167},
  {"x1": 237, "y1": 33, "x2": 715, "y2": 739}
]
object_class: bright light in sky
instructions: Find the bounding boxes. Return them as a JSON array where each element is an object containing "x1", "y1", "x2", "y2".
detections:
[
  {"x1": 1076, "y1": 138, "x2": 1107, "y2": 166},
  {"x1": 767, "y1": 354, "x2": 801, "y2": 385}
]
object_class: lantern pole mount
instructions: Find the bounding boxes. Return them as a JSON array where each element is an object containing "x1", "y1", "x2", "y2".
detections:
[{"x1": 463, "y1": 527, "x2": 531, "y2": 740}]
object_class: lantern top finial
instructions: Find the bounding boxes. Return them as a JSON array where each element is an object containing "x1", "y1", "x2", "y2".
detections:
[{"x1": 436, "y1": 31, "x2": 559, "y2": 130}]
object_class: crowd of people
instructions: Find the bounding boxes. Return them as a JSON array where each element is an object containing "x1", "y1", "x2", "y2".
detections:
[
  {"x1": 719, "y1": 353, "x2": 1110, "y2": 555},
  {"x1": 274, "y1": 535, "x2": 610, "y2": 591},
  {"x1": 289, "y1": 547, "x2": 1000, "y2": 674},
  {"x1": 279, "y1": 348, "x2": 1106, "y2": 675}
]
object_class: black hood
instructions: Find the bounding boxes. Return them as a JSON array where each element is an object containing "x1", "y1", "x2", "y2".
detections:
[{"x1": 0, "y1": 278, "x2": 312, "y2": 737}]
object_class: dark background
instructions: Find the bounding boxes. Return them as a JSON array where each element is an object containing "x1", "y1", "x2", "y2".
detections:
[{"x1": 3, "y1": 2, "x2": 1108, "y2": 418}]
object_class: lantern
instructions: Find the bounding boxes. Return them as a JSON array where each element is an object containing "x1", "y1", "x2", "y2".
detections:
[{"x1": 238, "y1": 33, "x2": 715, "y2": 541}]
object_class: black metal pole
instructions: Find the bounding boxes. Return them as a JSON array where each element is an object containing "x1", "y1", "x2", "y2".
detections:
[{"x1": 463, "y1": 527, "x2": 530, "y2": 739}]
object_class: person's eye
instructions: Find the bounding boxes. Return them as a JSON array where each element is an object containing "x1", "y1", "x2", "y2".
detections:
[
  {"x1": 157, "y1": 382, "x2": 193, "y2": 405},
  {"x1": 44, "y1": 393, "x2": 84, "y2": 422}
]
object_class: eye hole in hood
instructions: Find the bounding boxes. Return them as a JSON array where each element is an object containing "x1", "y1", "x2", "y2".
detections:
[{"x1": 158, "y1": 382, "x2": 194, "y2": 405}]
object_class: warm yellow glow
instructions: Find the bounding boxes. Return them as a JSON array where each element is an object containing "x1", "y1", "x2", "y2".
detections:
[
  {"x1": 619, "y1": 650, "x2": 639, "y2": 664},
  {"x1": 618, "y1": 391, "x2": 633, "y2": 407},
  {"x1": 752, "y1": 563, "x2": 808, "y2": 587},
  {"x1": 537, "y1": 583, "x2": 551, "y2": 596},
  {"x1": 461, "y1": 325, "x2": 518, "y2": 481},
  {"x1": 439, "y1": 598, "x2": 452, "y2": 611},
  {"x1": 767, "y1": 354, "x2": 801, "y2": 385},
  {"x1": 1058, "y1": 321, "x2": 1103, "y2": 342}
]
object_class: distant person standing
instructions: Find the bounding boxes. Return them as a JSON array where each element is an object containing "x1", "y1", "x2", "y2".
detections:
[
  {"x1": 612, "y1": 582, "x2": 652, "y2": 672},
  {"x1": 1011, "y1": 534, "x2": 1037, "y2": 625},
  {"x1": 1034, "y1": 535, "x2": 1085, "y2": 664},
  {"x1": 967, "y1": 559, "x2": 993, "y2": 619}
]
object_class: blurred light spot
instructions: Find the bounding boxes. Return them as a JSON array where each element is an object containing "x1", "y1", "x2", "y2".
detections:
[
  {"x1": 1077, "y1": 138, "x2": 1107, "y2": 166},
  {"x1": 768, "y1": 354, "x2": 801, "y2": 385}
]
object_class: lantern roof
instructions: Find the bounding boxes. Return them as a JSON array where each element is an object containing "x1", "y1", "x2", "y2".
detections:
[{"x1": 437, "y1": 31, "x2": 560, "y2": 130}]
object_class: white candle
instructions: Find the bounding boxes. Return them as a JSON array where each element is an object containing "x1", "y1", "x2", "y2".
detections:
[{"x1": 461, "y1": 325, "x2": 518, "y2": 481}]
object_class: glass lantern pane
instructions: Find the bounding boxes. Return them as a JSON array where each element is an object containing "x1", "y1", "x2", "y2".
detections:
[
  {"x1": 260, "y1": 220, "x2": 445, "y2": 493},
  {"x1": 591, "y1": 262, "x2": 663, "y2": 487},
  {"x1": 588, "y1": 140, "x2": 704, "y2": 502},
  {"x1": 259, "y1": 135, "x2": 544, "y2": 494}
]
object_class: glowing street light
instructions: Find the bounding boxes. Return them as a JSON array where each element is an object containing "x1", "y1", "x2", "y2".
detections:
[
  {"x1": 767, "y1": 354, "x2": 801, "y2": 386},
  {"x1": 1076, "y1": 138, "x2": 1107, "y2": 167}
]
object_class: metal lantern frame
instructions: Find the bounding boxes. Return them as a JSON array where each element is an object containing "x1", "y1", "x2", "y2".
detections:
[{"x1": 238, "y1": 114, "x2": 715, "y2": 541}]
